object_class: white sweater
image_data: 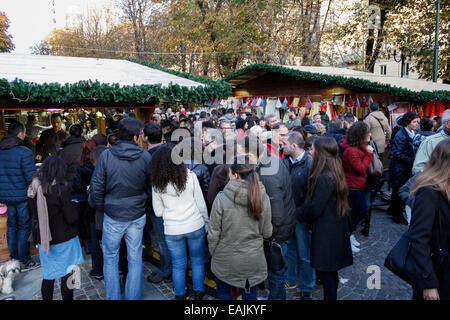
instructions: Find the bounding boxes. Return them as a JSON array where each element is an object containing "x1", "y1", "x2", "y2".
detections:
[{"x1": 152, "y1": 170, "x2": 208, "y2": 235}]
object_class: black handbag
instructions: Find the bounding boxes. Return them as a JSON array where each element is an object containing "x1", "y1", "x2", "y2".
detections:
[
  {"x1": 264, "y1": 239, "x2": 285, "y2": 271},
  {"x1": 384, "y1": 193, "x2": 448, "y2": 286},
  {"x1": 384, "y1": 232, "x2": 416, "y2": 286}
]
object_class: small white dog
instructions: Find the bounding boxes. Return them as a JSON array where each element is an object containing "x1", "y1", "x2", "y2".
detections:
[{"x1": 0, "y1": 260, "x2": 21, "y2": 294}]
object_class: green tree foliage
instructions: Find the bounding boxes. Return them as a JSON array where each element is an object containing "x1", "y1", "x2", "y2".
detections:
[{"x1": 0, "y1": 11, "x2": 15, "y2": 52}]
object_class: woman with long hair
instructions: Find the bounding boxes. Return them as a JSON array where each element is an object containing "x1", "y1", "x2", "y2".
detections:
[
  {"x1": 340, "y1": 121, "x2": 374, "y2": 252},
  {"x1": 84, "y1": 118, "x2": 98, "y2": 140},
  {"x1": 208, "y1": 156, "x2": 272, "y2": 300},
  {"x1": 206, "y1": 164, "x2": 230, "y2": 214},
  {"x1": 297, "y1": 136, "x2": 353, "y2": 300},
  {"x1": 27, "y1": 156, "x2": 84, "y2": 300},
  {"x1": 151, "y1": 143, "x2": 209, "y2": 300},
  {"x1": 408, "y1": 139, "x2": 450, "y2": 300}
]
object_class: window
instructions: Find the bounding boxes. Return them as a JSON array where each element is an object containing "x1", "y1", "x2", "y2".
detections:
[{"x1": 380, "y1": 65, "x2": 387, "y2": 75}]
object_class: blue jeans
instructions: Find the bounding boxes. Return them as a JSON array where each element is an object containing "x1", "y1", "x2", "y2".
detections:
[
  {"x1": 267, "y1": 240, "x2": 288, "y2": 300},
  {"x1": 165, "y1": 226, "x2": 205, "y2": 296},
  {"x1": 215, "y1": 278, "x2": 257, "y2": 300},
  {"x1": 149, "y1": 211, "x2": 171, "y2": 278},
  {"x1": 102, "y1": 214, "x2": 146, "y2": 300},
  {"x1": 285, "y1": 223, "x2": 316, "y2": 293},
  {"x1": 6, "y1": 201, "x2": 31, "y2": 264}
]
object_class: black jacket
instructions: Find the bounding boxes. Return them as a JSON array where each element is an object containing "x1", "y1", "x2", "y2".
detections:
[
  {"x1": 389, "y1": 127, "x2": 415, "y2": 188},
  {"x1": 282, "y1": 152, "x2": 312, "y2": 208},
  {"x1": 297, "y1": 174, "x2": 353, "y2": 272},
  {"x1": 185, "y1": 160, "x2": 210, "y2": 201},
  {"x1": 324, "y1": 128, "x2": 346, "y2": 158},
  {"x1": 409, "y1": 187, "x2": 450, "y2": 297},
  {"x1": 256, "y1": 153, "x2": 296, "y2": 242},
  {"x1": 72, "y1": 161, "x2": 95, "y2": 194},
  {"x1": 90, "y1": 140, "x2": 151, "y2": 222},
  {"x1": 27, "y1": 184, "x2": 78, "y2": 245},
  {"x1": 58, "y1": 135, "x2": 85, "y2": 185}
]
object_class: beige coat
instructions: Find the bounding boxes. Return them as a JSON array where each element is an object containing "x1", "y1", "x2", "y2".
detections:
[
  {"x1": 364, "y1": 111, "x2": 392, "y2": 153},
  {"x1": 207, "y1": 179, "x2": 272, "y2": 288}
]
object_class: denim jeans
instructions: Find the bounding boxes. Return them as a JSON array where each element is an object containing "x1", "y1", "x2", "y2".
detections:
[
  {"x1": 90, "y1": 223, "x2": 103, "y2": 276},
  {"x1": 102, "y1": 214, "x2": 146, "y2": 300},
  {"x1": 165, "y1": 226, "x2": 205, "y2": 296},
  {"x1": 285, "y1": 223, "x2": 316, "y2": 293},
  {"x1": 215, "y1": 278, "x2": 257, "y2": 300},
  {"x1": 6, "y1": 201, "x2": 31, "y2": 264},
  {"x1": 149, "y1": 211, "x2": 172, "y2": 278},
  {"x1": 267, "y1": 240, "x2": 288, "y2": 300}
]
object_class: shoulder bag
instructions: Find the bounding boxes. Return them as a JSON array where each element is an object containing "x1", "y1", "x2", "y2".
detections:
[
  {"x1": 384, "y1": 193, "x2": 448, "y2": 286},
  {"x1": 367, "y1": 140, "x2": 383, "y2": 177},
  {"x1": 264, "y1": 238, "x2": 285, "y2": 271}
]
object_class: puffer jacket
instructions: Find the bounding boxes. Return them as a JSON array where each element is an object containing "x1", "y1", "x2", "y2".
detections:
[
  {"x1": 256, "y1": 152, "x2": 296, "y2": 242},
  {"x1": 185, "y1": 160, "x2": 210, "y2": 201},
  {"x1": 389, "y1": 127, "x2": 415, "y2": 188},
  {"x1": 208, "y1": 179, "x2": 272, "y2": 288},
  {"x1": 412, "y1": 131, "x2": 435, "y2": 155},
  {"x1": 324, "y1": 128, "x2": 346, "y2": 158},
  {"x1": 0, "y1": 134, "x2": 36, "y2": 204},
  {"x1": 90, "y1": 140, "x2": 151, "y2": 222},
  {"x1": 364, "y1": 111, "x2": 391, "y2": 154}
]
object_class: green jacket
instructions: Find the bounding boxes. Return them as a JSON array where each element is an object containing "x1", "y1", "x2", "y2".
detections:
[
  {"x1": 207, "y1": 179, "x2": 272, "y2": 288},
  {"x1": 412, "y1": 131, "x2": 449, "y2": 175},
  {"x1": 287, "y1": 116, "x2": 302, "y2": 129}
]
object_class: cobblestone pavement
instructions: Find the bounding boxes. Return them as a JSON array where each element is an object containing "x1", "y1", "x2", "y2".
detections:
[
  {"x1": 286, "y1": 203, "x2": 411, "y2": 301},
  {"x1": 29, "y1": 201, "x2": 411, "y2": 301}
]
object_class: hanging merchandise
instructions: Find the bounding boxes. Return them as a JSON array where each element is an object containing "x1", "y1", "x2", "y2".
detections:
[
  {"x1": 355, "y1": 96, "x2": 360, "y2": 108},
  {"x1": 265, "y1": 98, "x2": 279, "y2": 116},
  {"x1": 346, "y1": 96, "x2": 354, "y2": 107},
  {"x1": 281, "y1": 97, "x2": 288, "y2": 109},
  {"x1": 259, "y1": 97, "x2": 267, "y2": 107},
  {"x1": 286, "y1": 98, "x2": 293, "y2": 108},
  {"x1": 369, "y1": 96, "x2": 374, "y2": 106},
  {"x1": 293, "y1": 97, "x2": 300, "y2": 108},
  {"x1": 305, "y1": 97, "x2": 313, "y2": 109},
  {"x1": 361, "y1": 96, "x2": 369, "y2": 108},
  {"x1": 310, "y1": 102, "x2": 321, "y2": 118}
]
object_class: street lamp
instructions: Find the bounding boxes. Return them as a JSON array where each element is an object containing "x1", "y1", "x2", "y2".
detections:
[
  {"x1": 393, "y1": 49, "x2": 407, "y2": 78},
  {"x1": 433, "y1": 0, "x2": 441, "y2": 83}
]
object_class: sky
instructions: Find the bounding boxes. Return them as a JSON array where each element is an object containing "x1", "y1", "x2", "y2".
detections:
[{"x1": 2, "y1": 0, "x2": 105, "y2": 53}]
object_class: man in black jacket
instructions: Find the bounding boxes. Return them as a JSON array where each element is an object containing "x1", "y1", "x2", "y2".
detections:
[
  {"x1": 324, "y1": 118, "x2": 346, "y2": 158},
  {"x1": 237, "y1": 136, "x2": 296, "y2": 300},
  {"x1": 90, "y1": 118, "x2": 151, "y2": 300},
  {"x1": 281, "y1": 131, "x2": 316, "y2": 300}
]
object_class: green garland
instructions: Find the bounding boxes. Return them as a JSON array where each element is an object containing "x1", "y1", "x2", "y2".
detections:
[
  {"x1": 0, "y1": 61, "x2": 232, "y2": 106},
  {"x1": 222, "y1": 63, "x2": 450, "y2": 103}
]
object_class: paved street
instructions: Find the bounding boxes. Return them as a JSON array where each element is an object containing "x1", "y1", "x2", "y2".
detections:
[{"x1": 0, "y1": 196, "x2": 412, "y2": 301}]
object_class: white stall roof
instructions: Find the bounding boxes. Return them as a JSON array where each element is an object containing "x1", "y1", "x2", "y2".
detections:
[
  {"x1": 281, "y1": 65, "x2": 450, "y2": 93},
  {"x1": 0, "y1": 53, "x2": 205, "y2": 88}
]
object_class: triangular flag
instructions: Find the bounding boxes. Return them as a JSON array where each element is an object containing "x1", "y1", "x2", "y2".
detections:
[
  {"x1": 369, "y1": 96, "x2": 374, "y2": 106},
  {"x1": 355, "y1": 97, "x2": 360, "y2": 107},
  {"x1": 281, "y1": 97, "x2": 288, "y2": 109},
  {"x1": 305, "y1": 97, "x2": 313, "y2": 109},
  {"x1": 293, "y1": 97, "x2": 300, "y2": 108},
  {"x1": 259, "y1": 98, "x2": 266, "y2": 107}
]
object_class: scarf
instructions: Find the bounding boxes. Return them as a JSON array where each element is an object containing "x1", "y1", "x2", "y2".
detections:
[{"x1": 27, "y1": 178, "x2": 52, "y2": 255}]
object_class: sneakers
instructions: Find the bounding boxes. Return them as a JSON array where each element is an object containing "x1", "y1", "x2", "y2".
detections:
[
  {"x1": 301, "y1": 292, "x2": 313, "y2": 300},
  {"x1": 89, "y1": 270, "x2": 104, "y2": 280},
  {"x1": 20, "y1": 259, "x2": 40, "y2": 272},
  {"x1": 350, "y1": 235, "x2": 360, "y2": 247},
  {"x1": 351, "y1": 243, "x2": 360, "y2": 253},
  {"x1": 146, "y1": 271, "x2": 163, "y2": 284}
]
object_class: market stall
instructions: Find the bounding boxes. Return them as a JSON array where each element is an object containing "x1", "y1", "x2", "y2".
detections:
[
  {"x1": 0, "y1": 53, "x2": 230, "y2": 262},
  {"x1": 221, "y1": 63, "x2": 450, "y2": 126}
]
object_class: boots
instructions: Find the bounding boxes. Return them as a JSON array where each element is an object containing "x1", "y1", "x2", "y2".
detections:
[
  {"x1": 192, "y1": 291, "x2": 205, "y2": 300},
  {"x1": 175, "y1": 294, "x2": 186, "y2": 300}
]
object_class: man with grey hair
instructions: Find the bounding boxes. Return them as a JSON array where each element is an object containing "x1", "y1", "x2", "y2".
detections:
[
  {"x1": 265, "y1": 113, "x2": 278, "y2": 131},
  {"x1": 280, "y1": 131, "x2": 315, "y2": 300},
  {"x1": 412, "y1": 109, "x2": 450, "y2": 174}
]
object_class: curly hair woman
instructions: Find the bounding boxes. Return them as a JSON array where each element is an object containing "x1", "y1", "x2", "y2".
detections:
[
  {"x1": 150, "y1": 143, "x2": 208, "y2": 300},
  {"x1": 340, "y1": 121, "x2": 374, "y2": 252}
]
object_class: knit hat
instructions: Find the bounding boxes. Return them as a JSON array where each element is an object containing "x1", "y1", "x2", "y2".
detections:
[{"x1": 235, "y1": 118, "x2": 246, "y2": 130}]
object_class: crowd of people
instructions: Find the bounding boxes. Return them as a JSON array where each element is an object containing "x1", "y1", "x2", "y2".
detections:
[{"x1": 0, "y1": 103, "x2": 448, "y2": 301}]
